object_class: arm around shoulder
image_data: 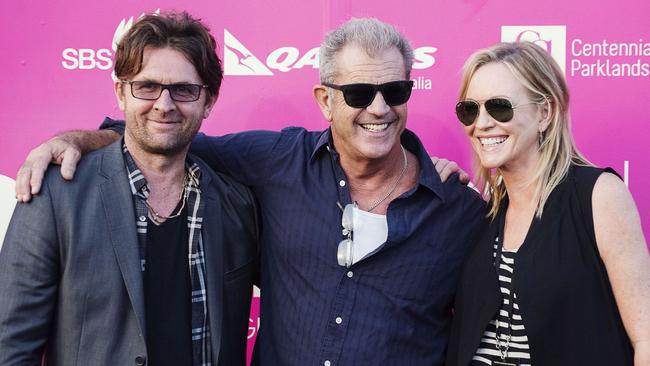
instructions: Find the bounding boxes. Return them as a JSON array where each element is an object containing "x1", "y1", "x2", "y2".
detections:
[
  {"x1": 592, "y1": 172, "x2": 650, "y2": 365},
  {"x1": 190, "y1": 129, "x2": 285, "y2": 185},
  {"x1": 15, "y1": 128, "x2": 119, "y2": 202}
]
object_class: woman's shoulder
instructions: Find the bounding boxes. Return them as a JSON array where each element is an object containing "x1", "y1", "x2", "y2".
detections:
[
  {"x1": 569, "y1": 163, "x2": 619, "y2": 180},
  {"x1": 565, "y1": 164, "x2": 622, "y2": 193}
]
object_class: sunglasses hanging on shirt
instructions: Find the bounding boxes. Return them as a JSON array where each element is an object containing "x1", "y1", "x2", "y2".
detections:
[{"x1": 337, "y1": 202, "x2": 356, "y2": 268}]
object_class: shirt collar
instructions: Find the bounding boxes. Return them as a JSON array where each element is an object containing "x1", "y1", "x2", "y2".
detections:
[
  {"x1": 309, "y1": 128, "x2": 445, "y2": 201},
  {"x1": 310, "y1": 128, "x2": 334, "y2": 161}
]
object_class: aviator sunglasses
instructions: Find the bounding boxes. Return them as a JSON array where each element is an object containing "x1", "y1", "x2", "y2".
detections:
[
  {"x1": 323, "y1": 80, "x2": 414, "y2": 108},
  {"x1": 337, "y1": 202, "x2": 356, "y2": 268},
  {"x1": 455, "y1": 98, "x2": 544, "y2": 126}
]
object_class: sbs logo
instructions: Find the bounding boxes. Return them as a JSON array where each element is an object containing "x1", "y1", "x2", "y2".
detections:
[
  {"x1": 61, "y1": 10, "x2": 160, "y2": 73},
  {"x1": 223, "y1": 30, "x2": 438, "y2": 76},
  {"x1": 501, "y1": 25, "x2": 567, "y2": 74}
]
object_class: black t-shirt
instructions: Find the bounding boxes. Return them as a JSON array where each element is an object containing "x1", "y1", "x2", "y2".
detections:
[{"x1": 144, "y1": 207, "x2": 193, "y2": 366}]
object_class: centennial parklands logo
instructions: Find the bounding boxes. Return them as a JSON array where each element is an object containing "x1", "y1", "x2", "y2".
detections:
[
  {"x1": 501, "y1": 26, "x2": 567, "y2": 74},
  {"x1": 500, "y1": 25, "x2": 649, "y2": 78}
]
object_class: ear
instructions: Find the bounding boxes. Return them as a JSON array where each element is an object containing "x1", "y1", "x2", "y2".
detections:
[
  {"x1": 313, "y1": 84, "x2": 333, "y2": 122},
  {"x1": 114, "y1": 81, "x2": 126, "y2": 112},
  {"x1": 202, "y1": 94, "x2": 217, "y2": 119},
  {"x1": 538, "y1": 98, "x2": 552, "y2": 133}
]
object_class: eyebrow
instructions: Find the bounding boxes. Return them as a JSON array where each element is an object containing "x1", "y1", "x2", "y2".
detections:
[{"x1": 134, "y1": 78, "x2": 198, "y2": 85}]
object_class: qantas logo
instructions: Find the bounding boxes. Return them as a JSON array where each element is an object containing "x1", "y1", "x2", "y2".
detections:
[
  {"x1": 223, "y1": 29, "x2": 438, "y2": 76},
  {"x1": 224, "y1": 30, "x2": 274, "y2": 75}
]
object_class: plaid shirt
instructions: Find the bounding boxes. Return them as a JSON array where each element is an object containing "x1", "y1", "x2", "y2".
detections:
[{"x1": 122, "y1": 142, "x2": 212, "y2": 366}]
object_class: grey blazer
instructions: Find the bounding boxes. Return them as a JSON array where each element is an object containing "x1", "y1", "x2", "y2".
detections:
[{"x1": 0, "y1": 141, "x2": 259, "y2": 366}]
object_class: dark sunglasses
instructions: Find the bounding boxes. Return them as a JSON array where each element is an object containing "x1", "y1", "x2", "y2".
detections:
[
  {"x1": 455, "y1": 98, "x2": 543, "y2": 126},
  {"x1": 121, "y1": 80, "x2": 208, "y2": 102},
  {"x1": 323, "y1": 80, "x2": 414, "y2": 108}
]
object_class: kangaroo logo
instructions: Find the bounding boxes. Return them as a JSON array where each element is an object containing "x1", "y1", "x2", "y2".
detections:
[{"x1": 223, "y1": 29, "x2": 274, "y2": 76}]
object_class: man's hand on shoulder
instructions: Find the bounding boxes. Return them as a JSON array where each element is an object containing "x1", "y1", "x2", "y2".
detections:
[
  {"x1": 15, "y1": 130, "x2": 119, "y2": 202},
  {"x1": 15, "y1": 137, "x2": 81, "y2": 202},
  {"x1": 431, "y1": 156, "x2": 470, "y2": 184}
]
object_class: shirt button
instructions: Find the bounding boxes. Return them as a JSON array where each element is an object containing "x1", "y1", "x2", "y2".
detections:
[
  {"x1": 324, "y1": 361, "x2": 331, "y2": 366},
  {"x1": 335, "y1": 316, "x2": 343, "y2": 324},
  {"x1": 347, "y1": 271, "x2": 353, "y2": 278},
  {"x1": 339, "y1": 180, "x2": 346, "y2": 187},
  {"x1": 139, "y1": 216, "x2": 146, "y2": 222},
  {"x1": 135, "y1": 356, "x2": 146, "y2": 365}
]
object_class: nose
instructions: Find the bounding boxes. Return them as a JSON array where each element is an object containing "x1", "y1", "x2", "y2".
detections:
[
  {"x1": 365, "y1": 91, "x2": 390, "y2": 116},
  {"x1": 153, "y1": 89, "x2": 176, "y2": 113},
  {"x1": 474, "y1": 104, "x2": 495, "y2": 130}
]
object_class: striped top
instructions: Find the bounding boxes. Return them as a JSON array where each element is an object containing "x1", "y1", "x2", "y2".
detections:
[{"x1": 471, "y1": 237, "x2": 532, "y2": 366}]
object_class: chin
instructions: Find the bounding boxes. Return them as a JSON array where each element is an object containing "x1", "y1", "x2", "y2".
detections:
[
  {"x1": 361, "y1": 143, "x2": 396, "y2": 160},
  {"x1": 478, "y1": 156, "x2": 505, "y2": 170},
  {"x1": 142, "y1": 140, "x2": 188, "y2": 155}
]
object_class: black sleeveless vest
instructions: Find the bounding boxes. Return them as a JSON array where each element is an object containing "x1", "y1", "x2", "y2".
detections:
[{"x1": 446, "y1": 166, "x2": 634, "y2": 366}]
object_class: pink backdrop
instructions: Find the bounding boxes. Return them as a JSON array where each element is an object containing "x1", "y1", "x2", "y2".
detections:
[{"x1": 2, "y1": 0, "x2": 649, "y2": 363}]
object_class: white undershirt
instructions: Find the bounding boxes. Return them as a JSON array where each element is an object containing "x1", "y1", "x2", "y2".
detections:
[{"x1": 351, "y1": 206, "x2": 388, "y2": 264}]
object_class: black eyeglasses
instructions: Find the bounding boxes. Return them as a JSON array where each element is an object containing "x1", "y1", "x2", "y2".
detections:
[
  {"x1": 121, "y1": 80, "x2": 208, "y2": 102},
  {"x1": 455, "y1": 98, "x2": 543, "y2": 126},
  {"x1": 323, "y1": 80, "x2": 414, "y2": 108}
]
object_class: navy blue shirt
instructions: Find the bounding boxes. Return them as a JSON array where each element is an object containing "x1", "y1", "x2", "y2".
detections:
[{"x1": 102, "y1": 119, "x2": 485, "y2": 365}]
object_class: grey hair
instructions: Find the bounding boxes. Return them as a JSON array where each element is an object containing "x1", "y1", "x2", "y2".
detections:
[{"x1": 319, "y1": 18, "x2": 414, "y2": 83}]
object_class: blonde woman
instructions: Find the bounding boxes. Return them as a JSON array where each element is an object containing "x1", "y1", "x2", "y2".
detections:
[{"x1": 446, "y1": 42, "x2": 650, "y2": 366}]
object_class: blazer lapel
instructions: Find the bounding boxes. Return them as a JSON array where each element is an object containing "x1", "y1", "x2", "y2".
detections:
[
  {"x1": 98, "y1": 142, "x2": 147, "y2": 338},
  {"x1": 199, "y1": 174, "x2": 225, "y2": 362}
]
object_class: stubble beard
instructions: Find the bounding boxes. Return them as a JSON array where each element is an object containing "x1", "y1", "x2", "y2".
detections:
[{"x1": 126, "y1": 116, "x2": 201, "y2": 157}]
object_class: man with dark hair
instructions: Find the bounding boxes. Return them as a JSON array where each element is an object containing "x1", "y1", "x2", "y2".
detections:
[
  {"x1": 14, "y1": 18, "x2": 481, "y2": 365},
  {"x1": 0, "y1": 11, "x2": 258, "y2": 366}
]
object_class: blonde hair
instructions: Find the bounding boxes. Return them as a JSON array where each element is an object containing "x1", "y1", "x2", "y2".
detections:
[{"x1": 458, "y1": 42, "x2": 591, "y2": 219}]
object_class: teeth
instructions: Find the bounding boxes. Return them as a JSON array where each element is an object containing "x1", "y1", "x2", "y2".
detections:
[
  {"x1": 361, "y1": 123, "x2": 389, "y2": 132},
  {"x1": 480, "y1": 136, "x2": 507, "y2": 146}
]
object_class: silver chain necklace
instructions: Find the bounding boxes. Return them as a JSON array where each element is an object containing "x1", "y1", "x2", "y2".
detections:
[
  {"x1": 365, "y1": 145, "x2": 408, "y2": 212},
  {"x1": 145, "y1": 172, "x2": 188, "y2": 225}
]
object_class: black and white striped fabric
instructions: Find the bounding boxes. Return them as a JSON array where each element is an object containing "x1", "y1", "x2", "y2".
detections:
[{"x1": 471, "y1": 237, "x2": 532, "y2": 366}]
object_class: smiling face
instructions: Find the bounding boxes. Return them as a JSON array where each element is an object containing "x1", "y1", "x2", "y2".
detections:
[
  {"x1": 463, "y1": 62, "x2": 547, "y2": 174},
  {"x1": 116, "y1": 46, "x2": 215, "y2": 156},
  {"x1": 317, "y1": 44, "x2": 408, "y2": 163}
]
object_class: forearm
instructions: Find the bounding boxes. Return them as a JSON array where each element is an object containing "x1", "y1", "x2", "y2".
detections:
[{"x1": 55, "y1": 129, "x2": 120, "y2": 154}]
